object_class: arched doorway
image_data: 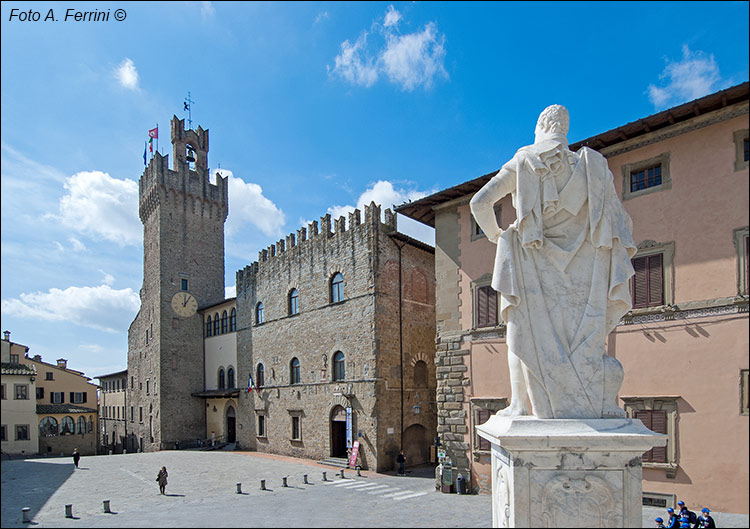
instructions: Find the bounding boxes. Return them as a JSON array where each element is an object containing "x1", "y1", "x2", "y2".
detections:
[
  {"x1": 330, "y1": 405, "x2": 347, "y2": 458},
  {"x1": 403, "y1": 424, "x2": 430, "y2": 467},
  {"x1": 226, "y1": 406, "x2": 236, "y2": 443}
]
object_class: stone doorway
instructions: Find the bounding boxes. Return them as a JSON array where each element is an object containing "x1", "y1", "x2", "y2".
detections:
[
  {"x1": 403, "y1": 424, "x2": 430, "y2": 467},
  {"x1": 330, "y1": 405, "x2": 347, "y2": 458},
  {"x1": 226, "y1": 406, "x2": 236, "y2": 443}
]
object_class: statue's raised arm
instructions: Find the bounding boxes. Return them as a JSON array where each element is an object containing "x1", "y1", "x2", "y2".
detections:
[{"x1": 470, "y1": 104, "x2": 637, "y2": 419}]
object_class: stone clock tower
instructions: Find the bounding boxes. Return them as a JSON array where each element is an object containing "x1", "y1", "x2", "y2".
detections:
[{"x1": 126, "y1": 116, "x2": 228, "y2": 452}]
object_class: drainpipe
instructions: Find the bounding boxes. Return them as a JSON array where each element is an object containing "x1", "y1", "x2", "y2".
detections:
[{"x1": 392, "y1": 237, "x2": 406, "y2": 451}]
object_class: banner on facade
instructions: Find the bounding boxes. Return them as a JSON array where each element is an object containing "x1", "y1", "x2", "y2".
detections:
[{"x1": 345, "y1": 407, "x2": 352, "y2": 449}]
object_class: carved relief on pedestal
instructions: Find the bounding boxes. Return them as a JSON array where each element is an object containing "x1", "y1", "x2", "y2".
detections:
[
  {"x1": 537, "y1": 474, "x2": 617, "y2": 528},
  {"x1": 494, "y1": 463, "x2": 511, "y2": 528}
]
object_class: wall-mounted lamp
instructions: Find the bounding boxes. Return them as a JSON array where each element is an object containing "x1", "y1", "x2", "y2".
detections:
[{"x1": 212, "y1": 405, "x2": 217, "y2": 412}]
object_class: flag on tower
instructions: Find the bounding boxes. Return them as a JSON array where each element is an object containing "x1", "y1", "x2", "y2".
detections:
[
  {"x1": 247, "y1": 372, "x2": 257, "y2": 394},
  {"x1": 148, "y1": 127, "x2": 158, "y2": 139},
  {"x1": 143, "y1": 140, "x2": 147, "y2": 165},
  {"x1": 148, "y1": 137, "x2": 153, "y2": 153}
]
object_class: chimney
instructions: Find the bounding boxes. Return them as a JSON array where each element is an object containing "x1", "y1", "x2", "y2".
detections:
[
  {"x1": 3, "y1": 330, "x2": 9, "y2": 341},
  {"x1": 33, "y1": 355, "x2": 42, "y2": 362},
  {"x1": 57, "y1": 358, "x2": 68, "y2": 370}
]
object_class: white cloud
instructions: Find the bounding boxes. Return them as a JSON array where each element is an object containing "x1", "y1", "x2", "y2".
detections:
[
  {"x1": 114, "y1": 58, "x2": 139, "y2": 91},
  {"x1": 220, "y1": 169, "x2": 286, "y2": 238},
  {"x1": 1, "y1": 284, "x2": 140, "y2": 334},
  {"x1": 69, "y1": 237, "x2": 87, "y2": 252},
  {"x1": 53, "y1": 170, "x2": 141, "y2": 246},
  {"x1": 100, "y1": 271, "x2": 115, "y2": 286},
  {"x1": 383, "y1": 5, "x2": 402, "y2": 28},
  {"x1": 381, "y1": 23, "x2": 447, "y2": 91},
  {"x1": 329, "y1": 32, "x2": 379, "y2": 88},
  {"x1": 328, "y1": 6, "x2": 447, "y2": 91},
  {"x1": 647, "y1": 45, "x2": 725, "y2": 109},
  {"x1": 200, "y1": 1, "x2": 215, "y2": 19},
  {"x1": 225, "y1": 285, "x2": 236, "y2": 299},
  {"x1": 314, "y1": 11, "x2": 329, "y2": 24}
]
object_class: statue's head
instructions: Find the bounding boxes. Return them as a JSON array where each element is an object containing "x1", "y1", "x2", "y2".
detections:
[{"x1": 535, "y1": 105, "x2": 569, "y2": 141}]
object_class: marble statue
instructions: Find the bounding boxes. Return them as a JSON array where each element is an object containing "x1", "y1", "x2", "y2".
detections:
[{"x1": 470, "y1": 104, "x2": 637, "y2": 419}]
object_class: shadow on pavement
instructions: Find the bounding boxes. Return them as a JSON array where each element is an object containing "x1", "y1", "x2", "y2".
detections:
[{"x1": 1, "y1": 459, "x2": 74, "y2": 527}]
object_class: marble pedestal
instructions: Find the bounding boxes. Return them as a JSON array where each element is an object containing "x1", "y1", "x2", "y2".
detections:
[{"x1": 477, "y1": 417, "x2": 666, "y2": 528}]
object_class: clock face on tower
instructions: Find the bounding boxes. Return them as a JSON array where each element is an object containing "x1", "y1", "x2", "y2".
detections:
[{"x1": 171, "y1": 291, "x2": 198, "y2": 317}]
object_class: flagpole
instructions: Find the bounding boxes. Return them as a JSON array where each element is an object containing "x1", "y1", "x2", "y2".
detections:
[{"x1": 156, "y1": 123, "x2": 158, "y2": 154}]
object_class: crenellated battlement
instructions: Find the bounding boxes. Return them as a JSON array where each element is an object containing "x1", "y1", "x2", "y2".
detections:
[
  {"x1": 236, "y1": 201, "x2": 397, "y2": 293},
  {"x1": 138, "y1": 116, "x2": 228, "y2": 223}
]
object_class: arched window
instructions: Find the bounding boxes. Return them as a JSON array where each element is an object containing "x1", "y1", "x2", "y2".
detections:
[
  {"x1": 77, "y1": 416, "x2": 87, "y2": 434},
  {"x1": 290, "y1": 357, "x2": 300, "y2": 384},
  {"x1": 221, "y1": 310, "x2": 228, "y2": 333},
  {"x1": 414, "y1": 360, "x2": 428, "y2": 388},
  {"x1": 256, "y1": 302, "x2": 264, "y2": 324},
  {"x1": 213, "y1": 312, "x2": 220, "y2": 335},
  {"x1": 60, "y1": 416, "x2": 75, "y2": 435},
  {"x1": 39, "y1": 416, "x2": 58, "y2": 437},
  {"x1": 331, "y1": 273, "x2": 344, "y2": 303},
  {"x1": 230, "y1": 308, "x2": 237, "y2": 332},
  {"x1": 289, "y1": 289, "x2": 299, "y2": 315},
  {"x1": 333, "y1": 351, "x2": 345, "y2": 381},
  {"x1": 218, "y1": 368, "x2": 226, "y2": 389},
  {"x1": 206, "y1": 315, "x2": 212, "y2": 337},
  {"x1": 256, "y1": 363, "x2": 265, "y2": 388},
  {"x1": 227, "y1": 367, "x2": 235, "y2": 389}
]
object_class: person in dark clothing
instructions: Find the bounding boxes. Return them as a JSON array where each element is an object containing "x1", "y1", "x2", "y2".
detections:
[
  {"x1": 666, "y1": 508, "x2": 680, "y2": 529},
  {"x1": 678, "y1": 501, "x2": 699, "y2": 528},
  {"x1": 697, "y1": 508, "x2": 716, "y2": 529},
  {"x1": 72, "y1": 448, "x2": 80, "y2": 469},
  {"x1": 156, "y1": 466, "x2": 168, "y2": 495},
  {"x1": 396, "y1": 450, "x2": 406, "y2": 476},
  {"x1": 655, "y1": 516, "x2": 666, "y2": 528},
  {"x1": 679, "y1": 515, "x2": 692, "y2": 529}
]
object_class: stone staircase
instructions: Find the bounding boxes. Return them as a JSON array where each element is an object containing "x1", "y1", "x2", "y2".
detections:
[{"x1": 317, "y1": 456, "x2": 350, "y2": 468}]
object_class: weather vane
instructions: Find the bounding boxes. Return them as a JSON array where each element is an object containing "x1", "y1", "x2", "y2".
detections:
[{"x1": 184, "y1": 91, "x2": 195, "y2": 130}]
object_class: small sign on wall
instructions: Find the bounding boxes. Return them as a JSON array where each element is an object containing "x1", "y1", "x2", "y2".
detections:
[{"x1": 387, "y1": 427, "x2": 394, "y2": 435}]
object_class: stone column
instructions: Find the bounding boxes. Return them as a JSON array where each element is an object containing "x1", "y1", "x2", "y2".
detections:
[{"x1": 477, "y1": 417, "x2": 666, "y2": 528}]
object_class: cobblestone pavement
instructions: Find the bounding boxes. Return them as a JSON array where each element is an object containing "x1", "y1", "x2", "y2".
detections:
[{"x1": 2, "y1": 450, "x2": 748, "y2": 528}]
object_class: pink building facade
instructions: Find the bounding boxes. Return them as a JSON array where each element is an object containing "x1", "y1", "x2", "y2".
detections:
[{"x1": 397, "y1": 82, "x2": 749, "y2": 513}]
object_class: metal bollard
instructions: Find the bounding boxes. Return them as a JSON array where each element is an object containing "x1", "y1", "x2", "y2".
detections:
[
  {"x1": 356, "y1": 466, "x2": 362, "y2": 476},
  {"x1": 22, "y1": 507, "x2": 31, "y2": 523},
  {"x1": 340, "y1": 468, "x2": 345, "y2": 479},
  {"x1": 65, "y1": 504, "x2": 73, "y2": 518},
  {"x1": 103, "y1": 500, "x2": 111, "y2": 513},
  {"x1": 123, "y1": 449, "x2": 127, "y2": 454},
  {"x1": 236, "y1": 483, "x2": 242, "y2": 494},
  {"x1": 322, "y1": 471, "x2": 327, "y2": 481},
  {"x1": 303, "y1": 474, "x2": 308, "y2": 484},
  {"x1": 260, "y1": 479, "x2": 266, "y2": 490},
  {"x1": 282, "y1": 477, "x2": 288, "y2": 487}
]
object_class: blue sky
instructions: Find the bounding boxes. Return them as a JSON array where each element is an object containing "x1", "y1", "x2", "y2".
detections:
[{"x1": 1, "y1": 1, "x2": 748, "y2": 379}]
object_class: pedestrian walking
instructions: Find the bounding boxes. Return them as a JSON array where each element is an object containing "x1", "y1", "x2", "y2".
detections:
[
  {"x1": 156, "y1": 466, "x2": 168, "y2": 495},
  {"x1": 655, "y1": 517, "x2": 666, "y2": 528},
  {"x1": 678, "y1": 501, "x2": 699, "y2": 528},
  {"x1": 72, "y1": 448, "x2": 80, "y2": 469},
  {"x1": 697, "y1": 508, "x2": 716, "y2": 529},
  {"x1": 396, "y1": 450, "x2": 406, "y2": 476}
]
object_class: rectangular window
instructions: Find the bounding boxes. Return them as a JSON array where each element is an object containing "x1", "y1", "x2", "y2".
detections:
[
  {"x1": 734, "y1": 129, "x2": 750, "y2": 171},
  {"x1": 36, "y1": 387, "x2": 44, "y2": 399},
  {"x1": 71, "y1": 392, "x2": 87, "y2": 404},
  {"x1": 634, "y1": 410, "x2": 668, "y2": 463},
  {"x1": 291, "y1": 416, "x2": 301, "y2": 441},
  {"x1": 632, "y1": 254, "x2": 664, "y2": 308},
  {"x1": 630, "y1": 164, "x2": 662, "y2": 193},
  {"x1": 146, "y1": 380, "x2": 150, "y2": 394},
  {"x1": 16, "y1": 425, "x2": 30, "y2": 441},
  {"x1": 741, "y1": 369, "x2": 749, "y2": 415},
  {"x1": 0, "y1": 425, "x2": 6, "y2": 441},
  {"x1": 130, "y1": 406, "x2": 134, "y2": 422},
  {"x1": 50, "y1": 391, "x2": 64, "y2": 404},
  {"x1": 139, "y1": 407, "x2": 143, "y2": 423},
  {"x1": 14, "y1": 385, "x2": 28, "y2": 400},
  {"x1": 45, "y1": 372, "x2": 54, "y2": 380},
  {"x1": 476, "y1": 409, "x2": 496, "y2": 451},
  {"x1": 116, "y1": 406, "x2": 120, "y2": 419},
  {"x1": 10, "y1": 354, "x2": 19, "y2": 364},
  {"x1": 258, "y1": 415, "x2": 266, "y2": 437},
  {"x1": 745, "y1": 138, "x2": 749, "y2": 162},
  {"x1": 476, "y1": 286, "x2": 498, "y2": 328},
  {"x1": 181, "y1": 278, "x2": 189, "y2": 291}
]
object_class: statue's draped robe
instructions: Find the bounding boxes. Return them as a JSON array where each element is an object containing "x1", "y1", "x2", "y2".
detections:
[{"x1": 472, "y1": 140, "x2": 636, "y2": 418}]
